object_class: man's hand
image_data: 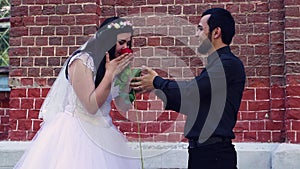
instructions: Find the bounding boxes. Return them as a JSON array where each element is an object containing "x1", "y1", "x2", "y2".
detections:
[{"x1": 130, "y1": 66, "x2": 158, "y2": 93}]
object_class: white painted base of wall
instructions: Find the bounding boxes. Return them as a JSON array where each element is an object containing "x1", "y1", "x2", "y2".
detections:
[{"x1": 1, "y1": 141, "x2": 300, "y2": 169}]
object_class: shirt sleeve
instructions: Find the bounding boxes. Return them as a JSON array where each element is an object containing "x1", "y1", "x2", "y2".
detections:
[{"x1": 153, "y1": 71, "x2": 212, "y2": 115}]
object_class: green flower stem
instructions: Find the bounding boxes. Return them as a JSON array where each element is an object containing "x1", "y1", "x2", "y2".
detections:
[{"x1": 134, "y1": 99, "x2": 144, "y2": 169}]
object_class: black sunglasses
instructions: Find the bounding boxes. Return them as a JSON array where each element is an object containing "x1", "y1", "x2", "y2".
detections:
[{"x1": 118, "y1": 39, "x2": 132, "y2": 46}]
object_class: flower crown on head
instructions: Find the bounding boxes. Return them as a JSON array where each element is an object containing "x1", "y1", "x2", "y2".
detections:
[{"x1": 107, "y1": 20, "x2": 133, "y2": 29}]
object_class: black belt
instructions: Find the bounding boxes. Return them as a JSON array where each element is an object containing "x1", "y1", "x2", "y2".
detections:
[{"x1": 188, "y1": 137, "x2": 231, "y2": 148}]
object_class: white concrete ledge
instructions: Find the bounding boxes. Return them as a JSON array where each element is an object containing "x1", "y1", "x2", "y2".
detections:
[{"x1": 1, "y1": 142, "x2": 300, "y2": 169}]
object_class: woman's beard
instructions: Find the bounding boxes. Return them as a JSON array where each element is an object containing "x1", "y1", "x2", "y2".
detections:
[{"x1": 197, "y1": 33, "x2": 213, "y2": 54}]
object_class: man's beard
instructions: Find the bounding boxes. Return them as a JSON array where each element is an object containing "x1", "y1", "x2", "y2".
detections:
[{"x1": 197, "y1": 33, "x2": 213, "y2": 54}]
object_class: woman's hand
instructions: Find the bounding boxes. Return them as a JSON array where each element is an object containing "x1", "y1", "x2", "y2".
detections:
[{"x1": 105, "y1": 52, "x2": 133, "y2": 77}]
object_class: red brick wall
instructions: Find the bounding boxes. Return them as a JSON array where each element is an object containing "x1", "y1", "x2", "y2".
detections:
[
  {"x1": 3, "y1": 0, "x2": 300, "y2": 143},
  {"x1": 0, "y1": 91, "x2": 9, "y2": 140},
  {"x1": 284, "y1": 0, "x2": 300, "y2": 143}
]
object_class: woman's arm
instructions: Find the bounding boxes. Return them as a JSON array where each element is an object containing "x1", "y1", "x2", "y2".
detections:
[{"x1": 69, "y1": 53, "x2": 132, "y2": 114}]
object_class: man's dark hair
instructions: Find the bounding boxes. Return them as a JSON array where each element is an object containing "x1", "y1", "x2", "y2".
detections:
[{"x1": 202, "y1": 8, "x2": 235, "y2": 45}]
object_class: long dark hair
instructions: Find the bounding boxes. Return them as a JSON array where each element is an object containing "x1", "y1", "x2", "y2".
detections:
[
  {"x1": 66, "y1": 17, "x2": 133, "y2": 87},
  {"x1": 94, "y1": 17, "x2": 133, "y2": 87}
]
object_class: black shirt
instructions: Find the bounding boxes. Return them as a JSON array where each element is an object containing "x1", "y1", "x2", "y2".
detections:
[{"x1": 153, "y1": 46, "x2": 246, "y2": 140}]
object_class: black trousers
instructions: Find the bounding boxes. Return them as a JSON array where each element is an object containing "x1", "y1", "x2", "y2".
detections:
[{"x1": 188, "y1": 141, "x2": 237, "y2": 169}]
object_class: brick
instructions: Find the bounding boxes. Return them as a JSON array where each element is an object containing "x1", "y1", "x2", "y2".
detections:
[
  {"x1": 62, "y1": 16, "x2": 75, "y2": 25},
  {"x1": 272, "y1": 131, "x2": 284, "y2": 142},
  {"x1": 32, "y1": 120, "x2": 42, "y2": 131},
  {"x1": 10, "y1": 68, "x2": 27, "y2": 77},
  {"x1": 286, "y1": 40, "x2": 300, "y2": 51},
  {"x1": 48, "y1": 57, "x2": 60, "y2": 66},
  {"x1": 27, "y1": 131, "x2": 37, "y2": 140},
  {"x1": 9, "y1": 47, "x2": 28, "y2": 56},
  {"x1": 116, "y1": 122, "x2": 132, "y2": 133},
  {"x1": 63, "y1": 36, "x2": 75, "y2": 45},
  {"x1": 244, "y1": 132, "x2": 257, "y2": 142},
  {"x1": 135, "y1": 101, "x2": 149, "y2": 110},
  {"x1": 36, "y1": 0, "x2": 48, "y2": 4},
  {"x1": 41, "y1": 68, "x2": 54, "y2": 76},
  {"x1": 10, "y1": 27, "x2": 28, "y2": 37},
  {"x1": 42, "y1": 6, "x2": 56, "y2": 15},
  {"x1": 139, "y1": 48, "x2": 152, "y2": 57},
  {"x1": 183, "y1": 5, "x2": 196, "y2": 15},
  {"x1": 29, "y1": 27, "x2": 42, "y2": 36},
  {"x1": 242, "y1": 89, "x2": 254, "y2": 100},
  {"x1": 270, "y1": 65, "x2": 284, "y2": 75},
  {"x1": 256, "y1": 88, "x2": 270, "y2": 100},
  {"x1": 28, "y1": 88, "x2": 40, "y2": 98},
  {"x1": 110, "y1": 110, "x2": 127, "y2": 121},
  {"x1": 70, "y1": 26, "x2": 82, "y2": 35},
  {"x1": 34, "y1": 78, "x2": 47, "y2": 87},
  {"x1": 29, "y1": 47, "x2": 41, "y2": 56},
  {"x1": 10, "y1": 37, "x2": 21, "y2": 46},
  {"x1": 11, "y1": 0, "x2": 21, "y2": 6},
  {"x1": 35, "y1": 37, "x2": 48, "y2": 46},
  {"x1": 248, "y1": 78, "x2": 270, "y2": 88},
  {"x1": 49, "y1": 0, "x2": 62, "y2": 4},
  {"x1": 29, "y1": 6, "x2": 42, "y2": 15},
  {"x1": 76, "y1": 36, "x2": 89, "y2": 45},
  {"x1": 157, "y1": 111, "x2": 169, "y2": 121},
  {"x1": 21, "y1": 78, "x2": 34, "y2": 86},
  {"x1": 42, "y1": 27, "x2": 55, "y2": 35},
  {"x1": 36, "y1": 16, "x2": 49, "y2": 26},
  {"x1": 22, "y1": 37, "x2": 35, "y2": 46},
  {"x1": 266, "y1": 121, "x2": 283, "y2": 130},
  {"x1": 257, "y1": 132, "x2": 271, "y2": 142},
  {"x1": 168, "y1": 133, "x2": 183, "y2": 142},
  {"x1": 42, "y1": 47, "x2": 55, "y2": 56},
  {"x1": 168, "y1": 6, "x2": 181, "y2": 15},
  {"x1": 234, "y1": 121, "x2": 250, "y2": 132},
  {"x1": 269, "y1": 110, "x2": 284, "y2": 121},
  {"x1": 286, "y1": 18, "x2": 300, "y2": 28},
  {"x1": 70, "y1": 5, "x2": 83, "y2": 14},
  {"x1": 240, "y1": 111, "x2": 256, "y2": 120},
  {"x1": 49, "y1": 37, "x2": 62, "y2": 45},
  {"x1": 56, "y1": 5, "x2": 68, "y2": 15},
  {"x1": 9, "y1": 110, "x2": 26, "y2": 119},
  {"x1": 286, "y1": 97, "x2": 300, "y2": 109},
  {"x1": 55, "y1": 47, "x2": 68, "y2": 56},
  {"x1": 42, "y1": 88, "x2": 50, "y2": 97},
  {"x1": 147, "y1": 122, "x2": 160, "y2": 133},
  {"x1": 148, "y1": 0, "x2": 160, "y2": 4},
  {"x1": 286, "y1": 86, "x2": 300, "y2": 96},
  {"x1": 8, "y1": 131, "x2": 26, "y2": 141},
  {"x1": 49, "y1": 16, "x2": 62, "y2": 25},
  {"x1": 18, "y1": 119, "x2": 32, "y2": 130},
  {"x1": 28, "y1": 68, "x2": 40, "y2": 77},
  {"x1": 10, "y1": 17, "x2": 23, "y2": 27},
  {"x1": 161, "y1": 121, "x2": 175, "y2": 133},
  {"x1": 83, "y1": 26, "x2": 96, "y2": 35},
  {"x1": 11, "y1": 6, "x2": 29, "y2": 17},
  {"x1": 249, "y1": 101, "x2": 270, "y2": 111},
  {"x1": 10, "y1": 89, "x2": 26, "y2": 98},
  {"x1": 21, "y1": 57, "x2": 33, "y2": 66}
]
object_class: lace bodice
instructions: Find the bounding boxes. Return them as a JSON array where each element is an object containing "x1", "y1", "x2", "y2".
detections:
[{"x1": 64, "y1": 52, "x2": 119, "y2": 124}]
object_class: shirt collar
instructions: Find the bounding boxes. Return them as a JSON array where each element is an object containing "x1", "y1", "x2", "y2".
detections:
[{"x1": 207, "y1": 46, "x2": 231, "y2": 65}]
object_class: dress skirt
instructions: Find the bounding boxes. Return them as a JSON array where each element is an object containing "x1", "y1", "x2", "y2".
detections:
[{"x1": 14, "y1": 112, "x2": 141, "y2": 169}]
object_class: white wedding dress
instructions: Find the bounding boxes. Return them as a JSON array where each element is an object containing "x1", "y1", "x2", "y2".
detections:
[{"x1": 14, "y1": 53, "x2": 141, "y2": 169}]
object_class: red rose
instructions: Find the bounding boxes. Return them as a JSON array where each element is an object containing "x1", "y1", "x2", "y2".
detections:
[{"x1": 121, "y1": 48, "x2": 133, "y2": 54}]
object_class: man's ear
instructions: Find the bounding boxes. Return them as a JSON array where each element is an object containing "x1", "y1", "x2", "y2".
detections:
[{"x1": 213, "y1": 27, "x2": 221, "y2": 39}]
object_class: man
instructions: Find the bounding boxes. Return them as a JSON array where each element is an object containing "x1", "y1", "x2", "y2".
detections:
[{"x1": 131, "y1": 8, "x2": 246, "y2": 169}]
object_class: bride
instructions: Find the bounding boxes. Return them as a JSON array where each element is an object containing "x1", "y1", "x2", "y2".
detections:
[{"x1": 14, "y1": 17, "x2": 141, "y2": 169}]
